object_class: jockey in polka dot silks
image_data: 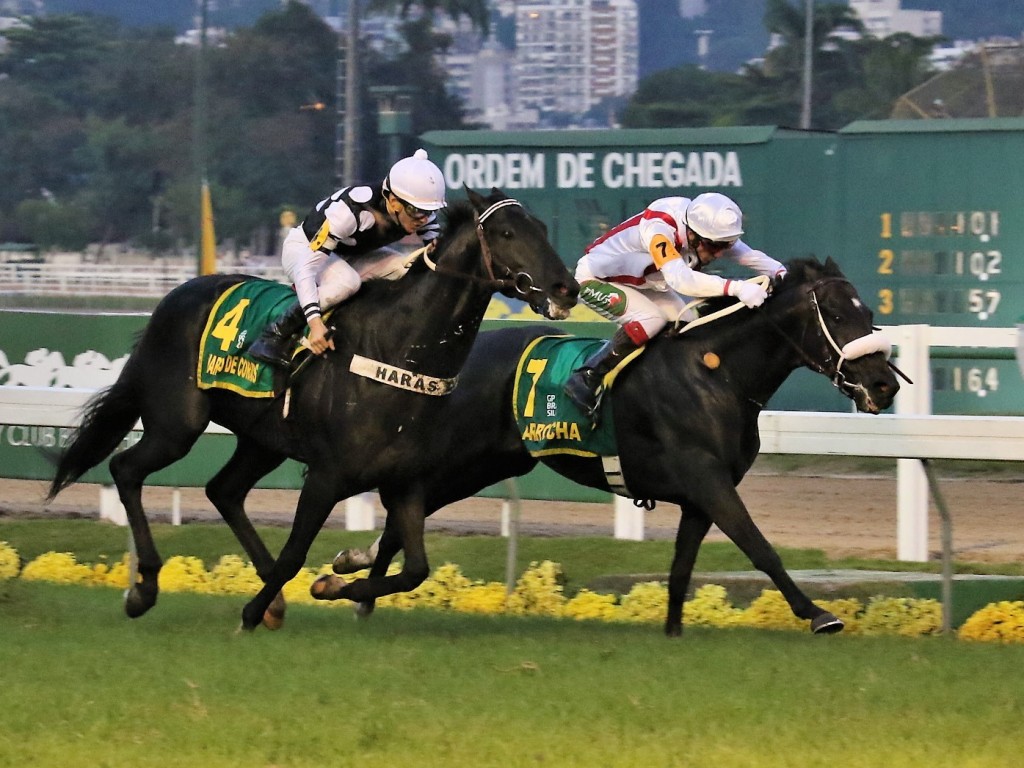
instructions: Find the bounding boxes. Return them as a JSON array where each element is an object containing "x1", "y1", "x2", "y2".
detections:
[
  {"x1": 564, "y1": 192, "x2": 788, "y2": 418},
  {"x1": 248, "y1": 149, "x2": 446, "y2": 369}
]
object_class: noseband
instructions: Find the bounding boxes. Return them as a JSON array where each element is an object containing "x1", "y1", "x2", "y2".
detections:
[{"x1": 421, "y1": 198, "x2": 543, "y2": 297}]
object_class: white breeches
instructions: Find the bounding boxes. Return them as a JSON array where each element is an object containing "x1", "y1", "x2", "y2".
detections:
[
  {"x1": 576, "y1": 264, "x2": 699, "y2": 344},
  {"x1": 281, "y1": 227, "x2": 409, "y2": 313}
]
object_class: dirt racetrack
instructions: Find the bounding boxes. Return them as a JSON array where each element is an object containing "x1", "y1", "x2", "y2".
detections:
[{"x1": 3, "y1": 458, "x2": 1022, "y2": 564}]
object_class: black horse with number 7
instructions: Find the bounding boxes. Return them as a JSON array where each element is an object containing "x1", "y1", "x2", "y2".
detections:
[{"x1": 330, "y1": 257, "x2": 901, "y2": 636}]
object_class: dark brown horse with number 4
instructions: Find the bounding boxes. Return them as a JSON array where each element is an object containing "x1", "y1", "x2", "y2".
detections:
[
  {"x1": 48, "y1": 188, "x2": 579, "y2": 630},
  {"x1": 329, "y1": 257, "x2": 902, "y2": 636}
]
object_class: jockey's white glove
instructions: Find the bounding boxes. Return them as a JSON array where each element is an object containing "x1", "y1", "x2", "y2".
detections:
[{"x1": 728, "y1": 280, "x2": 768, "y2": 308}]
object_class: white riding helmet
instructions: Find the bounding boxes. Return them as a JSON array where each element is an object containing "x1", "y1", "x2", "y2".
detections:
[
  {"x1": 685, "y1": 192, "x2": 744, "y2": 242},
  {"x1": 384, "y1": 148, "x2": 447, "y2": 211}
]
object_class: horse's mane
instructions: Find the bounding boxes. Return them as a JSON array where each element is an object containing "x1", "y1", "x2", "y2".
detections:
[
  {"x1": 775, "y1": 255, "x2": 845, "y2": 293},
  {"x1": 437, "y1": 198, "x2": 477, "y2": 233}
]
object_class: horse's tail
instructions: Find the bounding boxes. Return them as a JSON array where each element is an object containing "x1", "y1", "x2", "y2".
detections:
[{"x1": 48, "y1": 372, "x2": 140, "y2": 501}]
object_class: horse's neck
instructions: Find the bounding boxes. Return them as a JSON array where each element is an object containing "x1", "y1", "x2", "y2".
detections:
[
  {"x1": 349, "y1": 227, "x2": 493, "y2": 375},
  {"x1": 688, "y1": 304, "x2": 807, "y2": 408}
]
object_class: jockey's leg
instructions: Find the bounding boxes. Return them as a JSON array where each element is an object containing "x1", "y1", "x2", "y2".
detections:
[
  {"x1": 247, "y1": 301, "x2": 308, "y2": 368},
  {"x1": 563, "y1": 326, "x2": 642, "y2": 419},
  {"x1": 564, "y1": 281, "x2": 668, "y2": 419},
  {"x1": 250, "y1": 254, "x2": 362, "y2": 368}
]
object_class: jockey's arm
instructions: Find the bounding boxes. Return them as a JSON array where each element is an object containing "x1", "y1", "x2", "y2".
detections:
[
  {"x1": 722, "y1": 240, "x2": 788, "y2": 279},
  {"x1": 649, "y1": 233, "x2": 734, "y2": 298},
  {"x1": 306, "y1": 315, "x2": 333, "y2": 354}
]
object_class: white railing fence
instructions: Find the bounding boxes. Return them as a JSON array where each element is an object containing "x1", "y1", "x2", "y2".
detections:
[
  {"x1": 0, "y1": 261, "x2": 288, "y2": 297},
  {"x1": 0, "y1": 326, "x2": 1020, "y2": 561}
]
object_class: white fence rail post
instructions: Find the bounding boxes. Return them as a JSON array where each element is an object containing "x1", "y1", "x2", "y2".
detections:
[
  {"x1": 613, "y1": 495, "x2": 644, "y2": 541},
  {"x1": 344, "y1": 493, "x2": 376, "y2": 531},
  {"x1": 891, "y1": 324, "x2": 933, "y2": 562}
]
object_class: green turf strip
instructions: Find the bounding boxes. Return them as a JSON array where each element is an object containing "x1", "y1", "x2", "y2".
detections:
[{"x1": 1, "y1": 581, "x2": 1023, "y2": 768}]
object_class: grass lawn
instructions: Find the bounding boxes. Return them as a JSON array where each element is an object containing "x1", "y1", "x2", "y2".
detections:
[{"x1": 2, "y1": 580, "x2": 1023, "y2": 768}]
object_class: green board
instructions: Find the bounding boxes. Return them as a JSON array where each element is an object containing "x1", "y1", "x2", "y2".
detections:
[{"x1": 423, "y1": 120, "x2": 1024, "y2": 415}]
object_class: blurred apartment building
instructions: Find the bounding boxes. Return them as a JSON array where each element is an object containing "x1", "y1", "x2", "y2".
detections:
[
  {"x1": 847, "y1": 0, "x2": 942, "y2": 38},
  {"x1": 444, "y1": 0, "x2": 639, "y2": 129}
]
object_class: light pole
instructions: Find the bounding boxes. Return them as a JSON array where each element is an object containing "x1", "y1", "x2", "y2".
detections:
[
  {"x1": 800, "y1": 0, "x2": 813, "y2": 129},
  {"x1": 335, "y1": 0, "x2": 360, "y2": 185}
]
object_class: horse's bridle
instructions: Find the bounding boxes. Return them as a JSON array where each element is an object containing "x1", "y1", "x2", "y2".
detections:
[
  {"x1": 767, "y1": 277, "x2": 911, "y2": 396},
  {"x1": 420, "y1": 198, "x2": 544, "y2": 298}
]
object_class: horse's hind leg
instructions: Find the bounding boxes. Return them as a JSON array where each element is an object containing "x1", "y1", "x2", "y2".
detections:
[
  {"x1": 346, "y1": 523, "x2": 404, "y2": 618},
  {"x1": 110, "y1": 428, "x2": 202, "y2": 618},
  {"x1": 313, "y1": 488, "x2": 429, "y2": 605},
  {"x1": 205, "y1": 438, "x2": 288, "y2": 629},
  {"x1": 665, "y1": 508, "x2": 713, "y2": 638}
]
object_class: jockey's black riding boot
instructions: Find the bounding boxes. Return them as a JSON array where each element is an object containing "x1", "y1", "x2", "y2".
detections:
[
  {"x1": 563, "y1": 329, "x2": 640, "y2": 419},
  {"x1": 247, "y1": 301, "x2": 308, "y2": 369}
]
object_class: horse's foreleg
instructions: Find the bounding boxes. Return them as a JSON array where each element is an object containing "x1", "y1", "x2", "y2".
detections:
[
  {"x1": 206, "y1": 440, "x2": 287, "y2": 629},
  {"x1": 110, "y1": 431, "x2": 200, "y2": 618},
  {"x1": 240, "y1": 471, "x2": 337, "y2": 631},
  {"x1": 665, "y1": 508, "x2": 712, "y2": 638},
  {"x1": 700, "y1": 480, "x2": 843, "y2": 635}
]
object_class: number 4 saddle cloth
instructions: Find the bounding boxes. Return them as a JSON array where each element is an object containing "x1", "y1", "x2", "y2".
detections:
[
  {"x1": 197, "y1": 280, "x2": 298, "y2": 397},
  {"x1": 513, "y1": 335, "x2": 638, "y2": 458}
]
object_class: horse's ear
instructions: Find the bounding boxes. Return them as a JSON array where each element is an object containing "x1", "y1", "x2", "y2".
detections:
[
  {"x1": 464, "y1": 184, "x2": 485, "y2": 211},
  {"x1": 490, "y1": 186, "x2": 506, "y2": 200},
  {"x1": 823, "y1": 256, "x2": 844, "y2": 276}
]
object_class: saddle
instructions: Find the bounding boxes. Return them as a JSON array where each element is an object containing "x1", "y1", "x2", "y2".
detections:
[{"x1": 197, "y1": 281, "x2": 308, "y2": 397}]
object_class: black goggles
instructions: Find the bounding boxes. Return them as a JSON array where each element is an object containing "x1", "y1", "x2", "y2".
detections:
[
  {"x1": 695, "y1": 235, "x2": 737, "y2": 254},
  {"x1": 394, "y1": 195, "x2": 431, "y2": 219}
]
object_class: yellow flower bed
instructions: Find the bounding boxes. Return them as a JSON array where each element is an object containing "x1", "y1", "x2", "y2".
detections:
[{"x1": 2, "y1": 541, "x2": 1022, "y2": 642}]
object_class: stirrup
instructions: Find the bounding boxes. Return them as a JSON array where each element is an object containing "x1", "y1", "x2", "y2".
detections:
[
  {"x1": 564, "y1": 370, "x2": 602, "y2": 420},
  {"x1": 248, "y1": 335, "x2": 295, "y2": 369}
]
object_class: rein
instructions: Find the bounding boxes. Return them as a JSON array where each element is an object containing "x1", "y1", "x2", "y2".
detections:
[
  {"x1": 418, "y1": 198, "x2": 543, "y2": 298},
  {"x1": 673, "y1": 274, "x2": 910, "y2": 395},
  {"x1": 671, "y1": 275, "x2": 771, "y2": 335}
]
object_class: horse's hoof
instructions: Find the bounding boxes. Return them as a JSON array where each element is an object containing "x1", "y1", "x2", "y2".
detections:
[
  {"x1": 353, "y1": 600, "x2": 376, "y2": 619},
  {"x1": 332, "y1": 549, "x2": 369, "y2": 575},
  {"x1": 811, "y1": 613, "x2": 845, "y2": 634},
  {"x1": 123, "y1": 587, "x2": 155, "y2": 619},
  {"x1": 261, "y1": 593, "x2": 286, "y2": 630},
  {"x1": 262, "y1": 608, "x2": 285, "y2": 630},
  {"x1": 311, "y1": 574, "x2": 347, "y2": 600},
  {"x1": 240, "y1": 602, "x2": 266, "y2": 632}
]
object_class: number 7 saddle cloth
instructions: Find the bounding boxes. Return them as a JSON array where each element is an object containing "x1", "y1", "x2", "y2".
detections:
[
  {"x1": 512, "y1": 335, "x2": 635, "y2": 458},
  {"x1": 197, "y1": 280, "x2": 297, "y2": 397}
]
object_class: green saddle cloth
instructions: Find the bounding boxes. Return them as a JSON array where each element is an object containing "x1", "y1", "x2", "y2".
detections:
[
  {"x1": 197, "y1": 281, "x2": 298, "y2": 397},
  {"x1": 513, "y1": 336, "x2": 621, "y2": 457}
]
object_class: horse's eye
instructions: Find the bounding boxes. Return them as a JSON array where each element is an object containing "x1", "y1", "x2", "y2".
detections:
[{"x1": 502, "y1": 230, "x2": 514, "y2": 239}]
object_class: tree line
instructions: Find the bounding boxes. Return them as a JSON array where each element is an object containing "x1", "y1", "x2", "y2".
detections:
[
  {"x1": 0, "y1": 0, "x2": 942, "y2": 254},
  {"x1": 0, "y1": 1, "x2": 471, "y2": 253}
]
